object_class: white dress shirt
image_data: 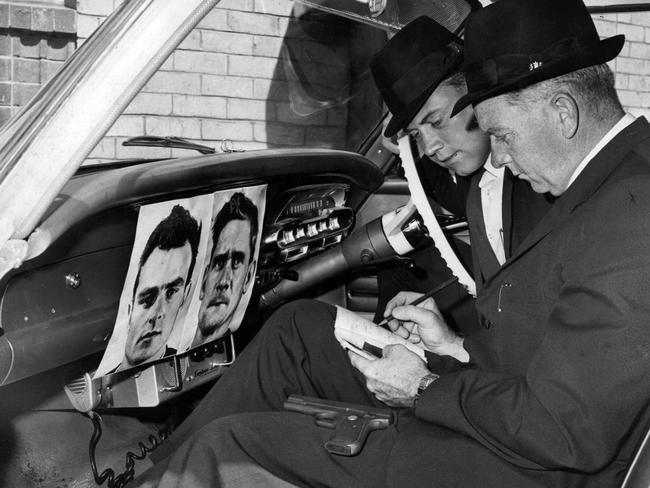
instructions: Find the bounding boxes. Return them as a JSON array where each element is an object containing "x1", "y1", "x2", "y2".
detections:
[{"x1": 478, "y1": 156, "x2": 506, "y2": 265}]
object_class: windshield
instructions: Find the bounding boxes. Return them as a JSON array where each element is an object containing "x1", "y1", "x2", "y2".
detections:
[
  {"x1": 1, "y1": 0, "x2": 481, "y2": 168},
  {"x1": 88, "y1": 2, "x2": 393, "y2": 164},
  {"x1": 0, "y1": 0, "x2": 477, "y2": 263}
]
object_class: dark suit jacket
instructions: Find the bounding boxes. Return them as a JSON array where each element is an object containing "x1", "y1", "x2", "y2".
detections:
[
  {"x1": 416, "y1": 155, "x2": 470, "y2": 217},
  {"x1": 412, "y1": 118, "x2": 650, "y2": 487}
]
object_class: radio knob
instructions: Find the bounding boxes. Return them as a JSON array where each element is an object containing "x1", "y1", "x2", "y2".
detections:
[
  {"x1": 295, "y1": 227, "x2": 306, "y2": 239},
  {"x1": 329, "y1": 217, "x2": 340, "y2": 230},
  {"x1": 307, "y1": 223, "x2": 318, "y2": 236}
]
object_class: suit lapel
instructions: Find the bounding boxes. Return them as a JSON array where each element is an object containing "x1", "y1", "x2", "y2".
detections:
[{"x1": 487, "y1": 117, "x2": 650, "y2": 282}]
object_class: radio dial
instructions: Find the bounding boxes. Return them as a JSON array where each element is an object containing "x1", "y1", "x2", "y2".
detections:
[{"x1": 279, "y1": 230, "x2": 295, "y2": 246}]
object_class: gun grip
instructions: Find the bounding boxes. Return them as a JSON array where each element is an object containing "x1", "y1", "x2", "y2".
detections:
[{"x1": 324, "y1": 413, "x2": 371, "y2": 456}]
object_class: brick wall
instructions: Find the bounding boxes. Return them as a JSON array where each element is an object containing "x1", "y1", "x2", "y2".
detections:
[
  {"x1": 4, "y1": 3, "x2": 650, "y2": 164},
  {"x1": 78, "y1": 0, "x2": 384, "y2": 164},
  {"x1": 0, "y1": 1, "x2": 76, "y2": 127},
  {"x1": 595, "y1": 12, "x2": 650, "y2": 120}
]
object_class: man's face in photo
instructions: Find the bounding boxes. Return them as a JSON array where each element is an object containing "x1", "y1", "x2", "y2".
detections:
[
  {"x1": 198, "y1": 219, "x2": 253, "y2": 340},
  {"x1": 125, "y1": 243, "x2": 192, "y2": 366}
]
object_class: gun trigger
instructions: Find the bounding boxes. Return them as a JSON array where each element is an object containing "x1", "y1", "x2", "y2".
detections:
[
  {"x1": 315, "y1": 419, "x2": 336, "y2": 429},
  {"x1": 315, "y1": 412, "x2": 337, "y2": 429}
]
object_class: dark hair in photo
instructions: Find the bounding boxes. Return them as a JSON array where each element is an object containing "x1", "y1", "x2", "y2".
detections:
[
  {"x1": 133, "y1": 204, "x2": 202, "y2": 299},
  {"x1": 210, "y1": 192, "x2": 259, "y2": 259}
]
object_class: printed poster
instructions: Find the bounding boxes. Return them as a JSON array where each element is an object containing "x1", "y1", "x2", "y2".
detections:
[{"x1": 94, "y1": 185, "x2": 266, "y2": 377}]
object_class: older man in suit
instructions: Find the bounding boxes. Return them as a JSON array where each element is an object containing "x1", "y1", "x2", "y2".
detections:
[{"x1": 136, "y1": 1, "x2": 649, "y2": 487}]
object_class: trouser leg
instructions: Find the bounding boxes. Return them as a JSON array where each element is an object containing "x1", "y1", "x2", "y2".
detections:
[
  {"x1": 137, "y1": 412, "x2": 396, "y2": 488},
  {"x1": 153, "y1": 299, "x2": 383, "y2": 462}
]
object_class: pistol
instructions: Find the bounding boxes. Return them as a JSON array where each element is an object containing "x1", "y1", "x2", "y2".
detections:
[{"x1": 283, "y1": 394, "x2": 395, "y2": 456}]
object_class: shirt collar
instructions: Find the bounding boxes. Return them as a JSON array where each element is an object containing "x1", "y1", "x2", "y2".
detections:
[
  {"x1": 567, "y1": 113, "x2": 636, "y2": 188},
  {"x1": 478, "y1": 155, "x2": 503, "y2": 187}
]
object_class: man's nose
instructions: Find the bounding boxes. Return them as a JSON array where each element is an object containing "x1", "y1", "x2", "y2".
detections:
[
  {"x1": 491, "y1": 147, "x2": 512, "y2": 168},
  {"x1": 216, "y1": 266, "x2": 232, "y2": 291},
  {"x1": 420, "y1": 126, "x2": 443, "y2": 158},
  {"x1": 147, "y1": 302, "x2": 164, "y2": 327}
]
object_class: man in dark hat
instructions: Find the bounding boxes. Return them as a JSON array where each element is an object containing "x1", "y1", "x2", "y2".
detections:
[
  {"x1": 369, "y1": 16, "x2": 552, "y2": 317},
  {"x1": 134, "y1": 2, "x2": 647, "y2": 487}
]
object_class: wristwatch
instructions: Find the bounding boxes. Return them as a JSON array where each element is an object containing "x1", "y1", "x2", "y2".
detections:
[{"x1": 414, "y1": 373, "x2": 440, "y2": 405}]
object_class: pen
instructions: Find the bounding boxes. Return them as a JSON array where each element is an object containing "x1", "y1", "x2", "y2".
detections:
[{"x1": 377, "y1": 276, "x2": 459, "y2": 329}]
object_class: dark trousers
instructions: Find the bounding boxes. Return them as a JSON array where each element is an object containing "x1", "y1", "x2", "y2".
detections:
[
  {"x1": 139, "y1": 299, "x2": 396, "y2": 487},
  {"x1": 136, "y1": 300, "x2": 555, "y2": 488}
]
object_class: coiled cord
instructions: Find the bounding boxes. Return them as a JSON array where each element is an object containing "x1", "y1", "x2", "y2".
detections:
[{"x1": 85, "y1": 410, "x2": 170, "y2": 488}]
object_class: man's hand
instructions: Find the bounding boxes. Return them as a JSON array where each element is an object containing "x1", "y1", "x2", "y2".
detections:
[
  {"x1": 348, "y1": 344, "x2": 429, "y2": 407},
  {"x1": 384, "y1": 291, "x2": 469, "y2": 362}
]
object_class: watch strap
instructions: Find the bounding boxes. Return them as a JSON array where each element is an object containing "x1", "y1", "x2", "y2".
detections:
[{"x1": 417, "y1": 372, "x2": 440, "y2": 397}]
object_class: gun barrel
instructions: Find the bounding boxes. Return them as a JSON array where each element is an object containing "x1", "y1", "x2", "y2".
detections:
[
  {"x1": 284, "y1": 394, "x2": 394, "y2": 420},
  {"x1": 284, "y1": 400, "x2": 335, "y2": 418}
]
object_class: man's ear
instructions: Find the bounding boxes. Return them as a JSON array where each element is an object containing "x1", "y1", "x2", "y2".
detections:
[
  {"x1": 242, "y1": 259, "x2": 256, "y2": 295},
  {"x1": 199, "y1": 265, "x2": 209, "y2": 300},
  {"x1": 551, "y1": 91, "x2": 579, "y2": 139}
]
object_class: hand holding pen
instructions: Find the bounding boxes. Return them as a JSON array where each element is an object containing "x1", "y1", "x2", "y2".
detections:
[
  {"x1": 377, "y1": 276, "x2": 458, "y2": 329},
  {"x1": 379, "y1": 276, "x2": 470, "y2": 362}
]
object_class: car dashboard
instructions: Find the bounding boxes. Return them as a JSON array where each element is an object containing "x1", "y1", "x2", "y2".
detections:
[{"x1": 0, "y1": 148, "x2": 384, "y2": 389}]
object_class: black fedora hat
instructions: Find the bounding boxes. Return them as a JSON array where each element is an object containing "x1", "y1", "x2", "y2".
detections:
[
  {"x1": 370, "y1": 16, "x2": 464, "y2": 137},
  {"x1": 451, "y1": 0, "x2": 625, "y2": 117}
]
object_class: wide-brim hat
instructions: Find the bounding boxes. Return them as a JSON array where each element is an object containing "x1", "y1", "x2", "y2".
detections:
[
  {"x1": 370, "y1": 16, "x2": 464, "y2": 137},
  {"x1": 451, "y1": 0, "x2": 625, "y2": 117}
]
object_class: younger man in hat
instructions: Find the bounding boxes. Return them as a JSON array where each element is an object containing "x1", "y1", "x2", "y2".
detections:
[
  {"x1": 135, "y1": 2, "x2": 647, "y2": 486},
  {"x1": 369, "y1": 16, "x2": 552, "y2": 318}
]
